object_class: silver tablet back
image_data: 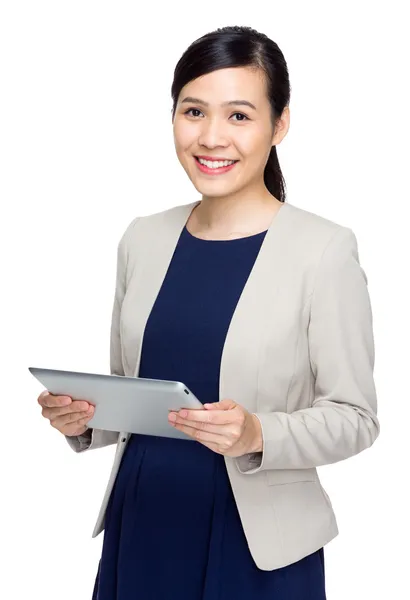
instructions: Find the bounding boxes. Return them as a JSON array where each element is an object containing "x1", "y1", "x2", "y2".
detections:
[{"x1": 29, "y1": 367, "x2": 204, "y2": 441}]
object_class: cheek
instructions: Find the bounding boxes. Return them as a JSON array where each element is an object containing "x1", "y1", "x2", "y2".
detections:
[
  {"x1": 244, "y1": 143, "x2": 272, "y2": 171},
  {"x1": 173, "y1": 121, "x2": 196, "y2": 150},
  {"x1": 235, "y1": 131, "x2": 267, "y2": 161}
]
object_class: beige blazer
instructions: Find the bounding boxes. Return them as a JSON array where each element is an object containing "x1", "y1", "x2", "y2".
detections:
[{"x1": 66, "y1": 199, "x2": 380, "y2": 570}]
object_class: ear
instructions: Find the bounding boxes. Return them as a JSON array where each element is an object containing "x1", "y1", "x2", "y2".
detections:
[{"x1": 271, "y1": 105, "x2": 290, "y2": 146}]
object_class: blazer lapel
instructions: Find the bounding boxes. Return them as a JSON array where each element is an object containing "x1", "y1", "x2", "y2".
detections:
[
  {"x1": 127, "y1": 200, "x2": 201, "y2": 379},
  {"x1": 218, "y1": 202, "x2": 291, "y2": 412}
]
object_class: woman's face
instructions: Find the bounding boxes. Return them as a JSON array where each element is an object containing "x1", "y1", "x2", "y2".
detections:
[{"x1": 172, "y1": 66, "x2": 289, "y2": 201}]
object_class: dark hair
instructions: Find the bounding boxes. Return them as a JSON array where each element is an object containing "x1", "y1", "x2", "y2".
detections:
[{"x1": 171, "y1": 25, "x2": 291, "y2": 203}]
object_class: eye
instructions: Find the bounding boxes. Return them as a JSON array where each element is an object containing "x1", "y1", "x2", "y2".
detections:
[
  {"x1": 184, "y1": 108, "x2": 203, "y2": 118},
  {"x1": 231, "y1": 112, "x2": 249, "y2": 122},
  {"x1": 183, "y1": 108, "x2": 249, "y2": 122}
]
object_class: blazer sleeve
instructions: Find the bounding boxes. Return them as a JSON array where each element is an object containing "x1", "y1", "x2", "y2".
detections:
[
  {"x1": 65, "y1": 217, "x2": 140, "y2": 453},
  {"x1": 235, "y1": 226, "x2": 380, "y2": 474}
]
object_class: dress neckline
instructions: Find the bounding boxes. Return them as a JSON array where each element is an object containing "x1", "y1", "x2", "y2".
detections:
[{"x1": 183, "y1": 225, "x2": 268, "y2": 243}]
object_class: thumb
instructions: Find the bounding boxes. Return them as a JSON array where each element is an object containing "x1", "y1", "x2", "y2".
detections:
[{"x1": 204, "y1": 399, "x2": 237, "y2": 410}]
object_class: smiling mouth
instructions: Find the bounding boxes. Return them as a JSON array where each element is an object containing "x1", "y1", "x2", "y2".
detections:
[
  {"x1": 194, "y1": 156, "x2": 239, "y2": 163},
  {"x1": 193, "y1": 156, "x2": 240, "y2": 175}
]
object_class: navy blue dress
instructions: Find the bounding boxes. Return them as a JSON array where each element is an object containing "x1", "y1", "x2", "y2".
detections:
[{"x1": 92, "y1": 224, "x2": 326, "y2": 599}]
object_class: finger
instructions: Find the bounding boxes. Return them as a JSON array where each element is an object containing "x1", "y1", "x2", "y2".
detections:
[
  {"x1": 169, "y1": 414, "x2": 233, "y2": 436},
  {"x1": 38, "y1": 392, "x2": 72, "y2": 408},
  {"x1": 70, "y1": 400, "x2": 94, "y2": 412},
  {"x1": 42, "y1": 400, "x2": 92, "y2": 420},
  {"x1": 173, "y1": 421, "x2": 233, "y2": 447},
  {"x1": 37, "y1": 390, "x2": 49, "y2": 405},
  {"x1": 50, "y1": 409, "x2": 94, "y2": 430},
  {"x1": 204, "y1": 399, "x2": 236, "y2": 410},
  {"x1": 175, "y1": 408, "x2": 240, "y2": 425},
  {"x1": 174, "y1": 409, "x2": 213, "y2": 423},
  {"x1": 170, "y1": 417, "x2": 242, "y2": 442}
]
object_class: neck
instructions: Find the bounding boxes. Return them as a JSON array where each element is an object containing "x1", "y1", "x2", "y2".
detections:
[{"x1": 191, "y1": 193, "x2": 283, "y2": 236}]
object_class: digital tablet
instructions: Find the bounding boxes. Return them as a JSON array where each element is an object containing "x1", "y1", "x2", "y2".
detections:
[{"x1": 29, "y1": 367, "x2": 204, "y2": 441}]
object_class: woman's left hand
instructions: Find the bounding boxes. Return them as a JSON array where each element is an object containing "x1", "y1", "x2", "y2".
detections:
[{"x1": 168, "y1": 399, "x2": 263, "y2": 457}]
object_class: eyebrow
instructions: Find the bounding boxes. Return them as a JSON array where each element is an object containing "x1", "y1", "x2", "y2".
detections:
[{"x1": 180, "y1": 96, "x2": 257, "y2": 111}]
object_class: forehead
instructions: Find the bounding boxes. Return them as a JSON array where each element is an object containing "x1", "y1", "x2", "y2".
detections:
[{"x1": 180, "y1": 67, "x2": 267, "y2": 106}]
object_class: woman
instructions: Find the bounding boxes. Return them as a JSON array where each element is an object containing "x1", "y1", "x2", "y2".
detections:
[{"x1": 38, "y1": 25, "x2": 380, "y2": 599}]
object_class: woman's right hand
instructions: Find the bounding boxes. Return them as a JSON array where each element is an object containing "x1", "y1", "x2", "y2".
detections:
[{"x1": 37, "y1": 390, "x2": 95, "y2": 437}]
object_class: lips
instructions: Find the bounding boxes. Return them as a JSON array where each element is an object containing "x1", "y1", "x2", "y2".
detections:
[{"x1": 194, "y1": 156, "x2": 239, "y2": 175}]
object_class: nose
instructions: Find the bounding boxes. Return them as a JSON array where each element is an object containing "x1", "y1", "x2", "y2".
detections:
[{"x1": 197, "y1": 117, "x2": 230, "y2": 150}]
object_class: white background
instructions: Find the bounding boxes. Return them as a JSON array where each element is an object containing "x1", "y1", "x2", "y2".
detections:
[{"x1": 1, "y1": 1, "x2": 408, "y2": 598}]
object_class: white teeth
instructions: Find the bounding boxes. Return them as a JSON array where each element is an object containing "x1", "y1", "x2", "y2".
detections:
[{"x1": 197, "y1": 158, "x2": 236, "y2": 168}]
